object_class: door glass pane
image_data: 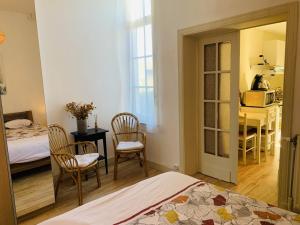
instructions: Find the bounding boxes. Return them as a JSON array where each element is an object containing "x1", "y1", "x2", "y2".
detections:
[
  {"x1": 205, "y1": 129, "x2": 215, "y2": 155},
  {"x1": 204, "y1": 103, "x2": 215, "y2": 128},
  {"x1": 218, "y1": 42, "x2": 231, "y2": 71},
  {"x1": 218, "y1": 73, "x2": 230, "y2": 101},
  {"x1": 218, "y1": 103, "x2": 230, "y2": 130},
  {"x1": 218, "y1": 131, "x2": 230, "y2": 157},
  {"x1": 204, "y1": 44, "x2": 216, "y2": 72},
  {"x1": 204, "y1": 74, "x2": 216, "y2": 100}
]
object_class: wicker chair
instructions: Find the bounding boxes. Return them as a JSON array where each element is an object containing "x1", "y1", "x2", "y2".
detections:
[
  {"x1": 111, "y1": 113, "x2": 148, "y2": 180},
  {"x1": 48, "y1": 124, "x2": 101, "y2": 205}
]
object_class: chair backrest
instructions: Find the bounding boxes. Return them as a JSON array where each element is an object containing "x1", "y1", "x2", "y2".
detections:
[
  {"x1": 48, "y1": 124, "x2": 70, "y2": 153},
  {"x1": 111, "y1": 112, "x2": 139, "y2": 142},
  {"x1": 239, "y1": 113, "x2": 248, "y2": 138}
]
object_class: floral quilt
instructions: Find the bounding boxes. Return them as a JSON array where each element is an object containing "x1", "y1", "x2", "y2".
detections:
[
  {"x1": 6, "y1": 124, "x2": 48, "y2": 141},
  {"x1": 121, "y1": 181, "x2": 300, "y2": 225}
]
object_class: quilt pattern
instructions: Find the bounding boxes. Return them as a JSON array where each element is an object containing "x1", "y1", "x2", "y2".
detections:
[
  {"x1": 125, "y1": 182, "x2": 300, "y2": 225},
  {"x1": 6, "y1": 124, "x2": 48, "y2": 141}
]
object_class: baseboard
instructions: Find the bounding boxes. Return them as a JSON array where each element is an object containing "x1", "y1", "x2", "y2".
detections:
[
  {"x1": 147, "y1": 160, "x2": 172, "y2": 172},
  {"x1": 99, "y1": 157, "x2": 173, "y2": 173},
  {"x1": 53, "y1": 158, "x2": 173, "y2": 182}
]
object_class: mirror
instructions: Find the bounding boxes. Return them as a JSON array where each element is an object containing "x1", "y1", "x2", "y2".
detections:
[{"x1": 0, "y1": 7, "x2": 55, "y2": 218}]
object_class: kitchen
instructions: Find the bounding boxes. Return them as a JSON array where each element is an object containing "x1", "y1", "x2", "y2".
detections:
[{"x1": 238, "y1": 22, "x2": 286, "y2": 203}]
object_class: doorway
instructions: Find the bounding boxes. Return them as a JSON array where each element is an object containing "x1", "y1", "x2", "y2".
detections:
[
  {"x1": 237, "y1": 22, "x2": 286, "y2": 205},
  {"x1": 178, "y1": 2, "x2": 298, "y2": 210}
]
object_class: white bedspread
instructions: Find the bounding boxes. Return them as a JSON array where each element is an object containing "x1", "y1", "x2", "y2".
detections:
[
  {"x1": 39, "y1": 172, "x2": 300, "y2": 225},
  {"x1": 39, "y1": 172, "x2": 198, "y2": 225},
  {"x1": 7, "y1": 134, "x2": 50, "y2": 164}
]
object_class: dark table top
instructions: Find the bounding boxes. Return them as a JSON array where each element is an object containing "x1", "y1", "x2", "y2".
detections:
[{"x1": 71, "y1": 128, "x2": 109, "y2": 137}]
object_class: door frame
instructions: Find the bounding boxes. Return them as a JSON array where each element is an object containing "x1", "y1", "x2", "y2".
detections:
[
  {"x1": 0, "y1": 97, "x2": 17, "y2": 225},
  {"x1": 178, "y1": 2, "x2": 298, "y2": 210}
]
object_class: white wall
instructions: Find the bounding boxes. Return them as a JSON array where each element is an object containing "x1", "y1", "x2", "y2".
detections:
[
  {"x1": 36, "y1": 0, "x2": 300, "y2": 171},
  {"x1": 35, "y1": 0, "x2": 124, "y2": 159},
  {"x1": 240, "y1": 28, "x2": 285, "y2": 93},
  {"x1": 147, "y1": 0, "x2": 300, "y2": 170},
  {"x1": 0, "y1": 11, "x2": 47, "y2": 125}
]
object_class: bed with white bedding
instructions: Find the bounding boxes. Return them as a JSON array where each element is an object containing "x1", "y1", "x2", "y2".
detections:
[
  {"x1": 6, "y1": 124, "x2": 50, "y2": 164},
  {"x1": 39, "y1": 172, "x2": 300, "y2": 225},
  {"x1": 4, "y1": 111, "x2": 50, "y2": 174}
]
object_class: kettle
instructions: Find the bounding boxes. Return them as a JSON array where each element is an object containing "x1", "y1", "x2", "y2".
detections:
[{"x1": 251, "y1": 74, "x2": 270, "y2": 91}]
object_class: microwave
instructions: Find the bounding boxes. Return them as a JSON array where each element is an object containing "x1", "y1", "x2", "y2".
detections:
[{"x1": 243, "y1": 90, "x2": 275, "y2": 107}]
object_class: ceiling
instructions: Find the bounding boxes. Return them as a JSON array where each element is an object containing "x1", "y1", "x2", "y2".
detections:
[
  {"x1": 255, "y1": 22, "x2": 287, "y2": 36},
  {"x1": 0, "y1": 0, "x2": 35, "y2": 14}
]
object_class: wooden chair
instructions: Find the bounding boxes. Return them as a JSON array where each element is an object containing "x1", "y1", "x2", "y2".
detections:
[
  {"x1": 111, "y1": 113, "x2": 148, "y2": 180},
  {"x1": 239, "y1": 113, "x2": 257, "y2": 165},
  {"x1": 48, "y1": 124, "x2": 101, "y2": 205},
  {"x1": 261, "y1": 109, "x2": 276, "y2": 159}
]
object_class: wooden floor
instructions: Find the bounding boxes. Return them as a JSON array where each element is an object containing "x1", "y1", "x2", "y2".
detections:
[
  {"x1": 20, "y1": 160, "x2": 161, "y2": 225},
  {"x1": 13, "y1": 168, "x2": 55, "y2": 217},
  {"x1": 194, "y1": 149, "x2": 279, "y2": 206},
  {"x1": 21, "y1": 152, "x2": 278, "y2": 225}
]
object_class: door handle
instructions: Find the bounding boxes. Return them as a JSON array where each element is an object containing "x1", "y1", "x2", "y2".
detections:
[{"x1": 282, "y1": 136, "x2": 298, "y2": 147}]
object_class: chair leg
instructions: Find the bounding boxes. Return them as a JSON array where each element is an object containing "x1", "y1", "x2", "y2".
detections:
[
  {"x1": 95, "y1": 164, "x2": 101, "y2": 188},
  {"x1": 143, "y1": 150, "x2": 149, "y2": 177},
  {"x1": 136, "y1": 153, "x2": 143, "y2": 167},
  {"x1": 77, "y1": 171, "x2": 83, "y2": 205},
  {"x1": 271, "y1": 134, "x2": 275, "y2": 155},
  {"x1": 114, "y1": 154, "x2": 119, "y2": 180},
  {"x1": 243, "y1": 139, "x2": 247, "y2": 166},
  {"x1": 55, "y1": 169, "x2": 63, "y2": 199},
  {"x1": 264, "y1": 135, "x2": 268, "y2": 161},
  {"x1": 253, "y1": 137, "x2": 257, "y2": 160}
]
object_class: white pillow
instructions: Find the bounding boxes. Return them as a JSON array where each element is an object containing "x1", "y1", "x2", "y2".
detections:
[{"x1": 5, "y1": 119, "x2": 32, "y2": 129}]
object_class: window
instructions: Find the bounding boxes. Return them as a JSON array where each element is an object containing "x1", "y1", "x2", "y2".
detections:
[{"x1": 127, "y1": 0, "x2": 156, "y2": 128}]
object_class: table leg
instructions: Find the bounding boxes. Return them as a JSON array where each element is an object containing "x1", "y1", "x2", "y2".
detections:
[
  {"x1": 95, "y1": 140, "x2": 98, "y2": 151},
  {"x1": 273, "y1": 106, "x2": 279, "y2": 156},
  {"x1": 103, "y1": 135, "x2": 108, "y2": 174},
  {"x1": 257, "y1": 123, "x2": 261, "y2": 164},
  {"x1": 75, "y1": 139, "x2": 79, "y2": 154}
]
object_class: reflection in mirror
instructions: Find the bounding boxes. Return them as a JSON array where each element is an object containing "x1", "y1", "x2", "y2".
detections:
[{"x1": 0, "y1": 8, "x2": 55, "y2": 218}]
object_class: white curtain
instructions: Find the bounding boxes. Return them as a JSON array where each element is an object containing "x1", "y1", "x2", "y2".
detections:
[{"x1": 115, "y1": 0, "x2": 157, "y2": 130}]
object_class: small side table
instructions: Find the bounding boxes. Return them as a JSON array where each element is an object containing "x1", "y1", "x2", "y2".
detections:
[{"x1": 71, "y1": 128, "x2": 109, "y2": 174}]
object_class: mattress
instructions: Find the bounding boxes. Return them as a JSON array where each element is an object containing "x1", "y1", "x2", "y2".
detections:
[
  {"x1": 6, "y1": 124, "x2": 50, "y2": 164},
  {"x1": 39, "y1": 172, "x2": 300, "y2": 225}
]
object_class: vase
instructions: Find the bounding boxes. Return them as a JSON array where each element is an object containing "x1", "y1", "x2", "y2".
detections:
[{"x1": 77, "y1": 119, "x2": 87, "y2": 134}]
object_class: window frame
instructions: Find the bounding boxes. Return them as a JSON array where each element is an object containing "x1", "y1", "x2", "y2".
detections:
[{"x1": 128, "y1": 0, "x2": 156, "y2": 126}]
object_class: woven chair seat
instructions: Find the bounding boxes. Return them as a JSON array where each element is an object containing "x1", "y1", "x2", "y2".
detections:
[
  {"x1": 74, "y1": 153, "x2": 99, "y2": 168},
  {"x1": 116, "y1": 141, "x2": 144, "y2": 151}
]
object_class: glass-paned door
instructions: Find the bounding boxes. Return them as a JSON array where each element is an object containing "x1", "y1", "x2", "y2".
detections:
[{"x1": 200, "y1": 32, "x2": 239, "y2": 183}]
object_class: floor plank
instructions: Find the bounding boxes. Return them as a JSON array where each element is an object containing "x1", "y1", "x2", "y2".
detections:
[{"x1": 194, "y1": 150, "x2": 279, "y2": 206}]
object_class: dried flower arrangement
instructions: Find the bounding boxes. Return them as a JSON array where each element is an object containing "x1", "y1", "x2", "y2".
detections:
[{"x1": 65, "y1": 102, "x2": 95, "y2": 120}]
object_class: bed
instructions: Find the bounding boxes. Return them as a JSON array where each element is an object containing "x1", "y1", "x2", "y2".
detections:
[
  {"x1": 4, "y1": 111, "x2": 51, "y2": 174},
  {"x1": 39, "y1": 172, "x2": 300, "y2": 225}
]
